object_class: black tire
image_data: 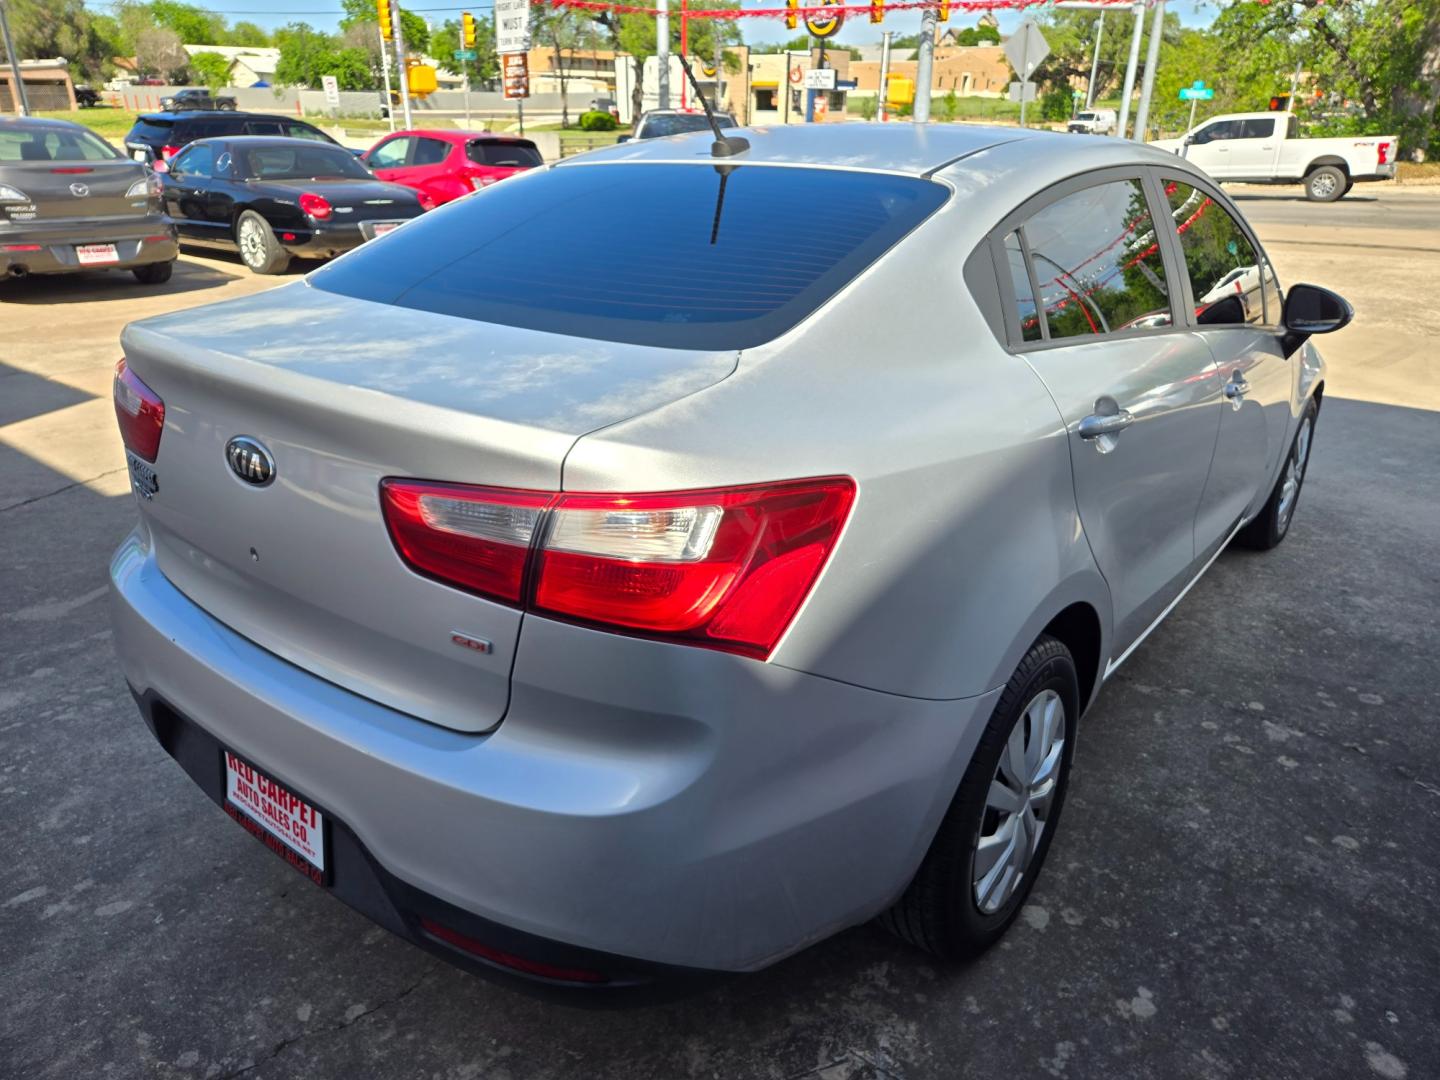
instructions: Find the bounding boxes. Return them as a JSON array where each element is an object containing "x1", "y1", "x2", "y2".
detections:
[
  {"x1": 1236, "y1": 397, "x2": 1319, "y2": 550},
  {"x1": 1304, "y1": 165, "x2": 1347, "y2": 202},
  {"x1": 131, "y1": 260, "x2": 173, "y2": 285},
  {"x1": 235, "y1": 210, "x2": 290, "y2": 275},
  {"x1": 220, "y1": 101, "x2": 236, "y2": 111},
  {"x1": 880, "y1": 635, "x2": 1079, "y2": 960}
]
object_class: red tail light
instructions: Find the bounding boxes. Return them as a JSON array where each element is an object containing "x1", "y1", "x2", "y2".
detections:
[
  {"x1": 1377, "y1": 141, "x2": 1391, "y2": 165},
  {"x1": 113, "y1": 359, "x2": 165, "y2": 463},
  {"x1": 380, "y1": 476, "x2": 855, "y2": 659},
  {"x1": 419, "y1": 918, "x2": 608, "y2": 984},
  {"x1": 161, "y1": 144, "x2": 180, "y2": 160},
  {"x1": 298, "y1": 192, "x2": 333, "y2": 220}
]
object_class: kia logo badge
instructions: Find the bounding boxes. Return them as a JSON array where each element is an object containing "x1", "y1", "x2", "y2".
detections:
[
  {"x1": 70, "y1": 182, "x2": 90, "y2": 198},
  {"x1": 225, "y1": 436, "x2": 275, "y2": 486}
]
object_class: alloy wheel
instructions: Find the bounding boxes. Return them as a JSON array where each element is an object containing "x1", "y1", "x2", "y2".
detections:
[
  {"x1": 239, "y1": 219, "x2": 266, "y2": 268},
  {"x1": 1277, "y1": 415, "x2": 1313, "y2": 529},
  {"x1": 1311, "y1": 173, "x2": 1337, "y2": 199},
  {"x1": 973, "y1": 688, "x2": 1067, "y2": 915}
]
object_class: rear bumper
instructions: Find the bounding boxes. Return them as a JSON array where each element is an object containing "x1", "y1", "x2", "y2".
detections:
[
  {"x1": 109, "y1": 525, "x2": 997, "y2": 978},
  {"x1": 0, "y1": 217, "x2": 177, "y2": 276},
  {"x1": 279, "y1": 219, "x2": 414, "y2": 259}
]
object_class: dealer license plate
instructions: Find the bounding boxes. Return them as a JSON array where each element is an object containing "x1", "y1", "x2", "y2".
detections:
[
  {"x1": 370, "y1": 221, "x2": 400, "y2": 237},
  {"x1": 223, "y1": 751, "x2": 326, "y2": 884},
  {"x1": 75, "y1": 243, "x2": 119, "y2": 266}
]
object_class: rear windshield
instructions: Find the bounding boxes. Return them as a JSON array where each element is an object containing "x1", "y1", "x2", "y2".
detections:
[
  {"x1": 237, "y1": 144, "x2": 371, "y2": 180},
  {"x1": 467, "y1": 140, "x2": 542, "y2": 168},
  {"x1": 128, "y1": 118, "x2": 175, "y2": 143},
  {"x1": 310, "y1": 163, "x2": 948, "y2": 350},
  {"x1": 0, "y1": 125, "x2": 121, "y2": 162},
  {"x1": 641, "y1": 114, "x2": 735, "y2": 138}
]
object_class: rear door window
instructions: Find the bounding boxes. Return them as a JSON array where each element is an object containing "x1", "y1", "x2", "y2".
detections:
[
  {"x1": 1238, "y1": 118, "x2": 1277, "y2": 139},
  {"x1": 412, "y1": 138, "x2": 450, "y2": 166},
  {"x1": 245, "y1": 120, "x2": 285, "y2": 136},
  {"x1": 284, "y1": 122, "x2": 334, "y2": 143},
  {"x1": 311, "y1": 162, "x2": 949, "y2": 350}
]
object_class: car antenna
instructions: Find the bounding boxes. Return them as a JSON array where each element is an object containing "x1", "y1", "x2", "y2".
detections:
[{"x1": 675, "y1": 51, "x2": 749, "y2": 160}]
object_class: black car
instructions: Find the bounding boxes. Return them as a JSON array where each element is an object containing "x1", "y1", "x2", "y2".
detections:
[
  {"x1": 0, "y1": 116, "x2": 177, "y2": 284},
  {"x1": 161, "y1": 87, "x2": 237, "y2": 112},
  {"x1": 74, "y1": 84, "x2": 101, "y2": 107},
  {"x1": 123, "y1": 111, "x2": 338, "y2": 165},
  {"x1": 157, "y1": 136, "x2": 429, "y2": 274}
]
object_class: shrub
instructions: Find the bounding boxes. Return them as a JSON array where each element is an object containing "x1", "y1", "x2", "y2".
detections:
[{"x1": 579, "y1": 110, "x2": 618, "y2": 131}]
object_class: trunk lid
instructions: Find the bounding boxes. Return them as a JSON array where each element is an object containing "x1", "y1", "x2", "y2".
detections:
[
  {"x1": 120, "y1": 283, "x2": 737, "y2": 732},
  {"x1": 1, "y1": 159, "x2": 150, "y2": 223},
  {"x1": 261, "y1": 178, "x2": 422, "y2": 221}
]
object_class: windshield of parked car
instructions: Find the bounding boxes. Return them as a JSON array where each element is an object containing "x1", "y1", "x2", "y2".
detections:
[
  {"x1": 310, "y1": 162, "x2": 948, "y2": 350},
  {"x1": 0, "y1": 126, "x2": 122, "y2": 162},
  {"x1": 238, "y1": 144, "x2": 372, "y2": 180},
  {"x1": 640, "y1": 113, "x2": 736, "y2": 138}
]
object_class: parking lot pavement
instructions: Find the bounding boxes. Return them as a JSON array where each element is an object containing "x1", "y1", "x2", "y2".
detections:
[{"x1": 2, "y1": 193, "x2": 1438, "y2": 1080}]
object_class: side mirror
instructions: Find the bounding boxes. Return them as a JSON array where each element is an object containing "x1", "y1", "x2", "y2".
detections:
[
  {"x1": 1283, "y1": 282, "x2": 1353, "y2": 336},
  {"x1": 615, "y1": 134, "x2": 631, "y2": 143}
]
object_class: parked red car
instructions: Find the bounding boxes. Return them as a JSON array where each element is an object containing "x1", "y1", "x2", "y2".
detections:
[{"x1": 359, "y1": 129, "x2": 543, "y2": 206}]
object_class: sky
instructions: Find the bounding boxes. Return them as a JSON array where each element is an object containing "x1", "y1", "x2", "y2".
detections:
[{"x1": 94, "y1": 0, "x2": 1219, "y2": 47}]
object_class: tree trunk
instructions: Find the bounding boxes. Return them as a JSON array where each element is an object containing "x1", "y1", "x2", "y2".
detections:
[{"x1": 553, "y1": 38, "x2": 569, "y2": 127}]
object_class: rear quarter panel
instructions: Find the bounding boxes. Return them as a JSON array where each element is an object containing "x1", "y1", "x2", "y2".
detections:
[{"x1": 559, "y1": 171, "x2": 1113, "y2": 702}]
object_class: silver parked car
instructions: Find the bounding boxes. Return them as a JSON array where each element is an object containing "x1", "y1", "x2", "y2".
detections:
[
  {"x1": 1, "y1": 116, "x2": 178, "y2": 284},
  {"x1": 109, "y1": 124, "x2": 1347, "y2": 995}
]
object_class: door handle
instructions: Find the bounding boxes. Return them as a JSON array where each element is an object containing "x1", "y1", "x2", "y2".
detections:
[
  {"x1": 1224, "y1": 376, "x2": 1251, "y2": 408},
  {"x1": 1078, "y1": 407, "x2": 1135, "y2": 440}
]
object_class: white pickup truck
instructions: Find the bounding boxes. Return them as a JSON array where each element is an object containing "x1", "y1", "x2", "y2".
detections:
[{"x1": 1151, "y1": 111, "x2": 1398, "y2": 202}]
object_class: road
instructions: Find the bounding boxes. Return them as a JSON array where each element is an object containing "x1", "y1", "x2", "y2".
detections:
[{"x1": 1, "y1": 186, "x2": 1437, "y2": 1080}]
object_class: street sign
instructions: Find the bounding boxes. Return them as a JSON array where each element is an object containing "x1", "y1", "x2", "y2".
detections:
[
  {"x1": 321, "y1": 75, "x2": 340, "y2": 109},
  {"x1": 1179, "y1": 80, "x2": 1215, "y2": 101},
  {"x1": 1003, "y1": 19, "x2": 1049, "y2": 81},
  {"x1": 804, "y1": 68, "x2": 837, "y2": 90},
  {"x1": 502, "y1": 52, "x2": 530, "y2": 99},
  {"x1": 495, "y1": 0, "x2": 531, "y2": 55},
  {"x1": 804, "y1": 0, "x2": 845, "y2": 39},
  {"x1": 1007, "y1": 81, "x2": 1038, "y2": 104},
  {"x1": 453, "y1": 49, "x2": 478, "y2": 61}
]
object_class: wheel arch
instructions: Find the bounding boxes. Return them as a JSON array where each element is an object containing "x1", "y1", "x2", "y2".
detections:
[
  {"x1": 1040, "y1": 602, "x2": 1104, "y2": 714},
  {"x1": 1304, "y1": 156, "x2": 1350, "y2": 176},
  {"x1": 984, "y1": 570, "x2": 1113, "y2": 718}
]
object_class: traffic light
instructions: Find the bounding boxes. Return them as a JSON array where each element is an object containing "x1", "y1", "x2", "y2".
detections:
[
  {"x1": 1268, "y1": 94, "x2": 1290, "y2": 111},
  {"x1": 376, "y1": 0, "x2": 392, "y2": 41},
  {"x1": 870, "y1": 0, "x2": 883, "y2": 24},
  {"x1": 786, "y1": 0, "x2": 798, "y2": 31},
  {"x1": 462, "y1": 12, "x2": 476, "y2": 48},
  {"x1": 938, "y1": 0, "x2": 949, "y2": 21}
]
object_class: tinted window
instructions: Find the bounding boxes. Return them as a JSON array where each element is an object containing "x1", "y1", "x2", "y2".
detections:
[
  {"x1": 1164, "y1": 179, "x2": 1264, "y2": 325},
  {"x1": 284, "y1": 122, "x2": 334, "y2": 143},
  {"x1": 640, "y1": 114, "x2": 736, "y2": 138},
  {"x1": 1003, "y1": 231, "x2": 1042, "y2": 342},
  {"x1": 369, "y1": 137, "x2": 410, "y2": 168},
  {"x1": 1020, "y1": 179, "x2": 1171, "y2": 340},
  {"x1": 1238, "y1": 118, "x2": 1276, "y2": 139},
  {"x1": 245, "y1": 120, "x2": 285, "y2": 136},
  {"x1": 172, "y1": 143, "x2": 214, "y2": 177},
  {"x1": 413, "y1": 138, "x2": 450, "y2": 166},
  {"x1": 467, "y1": 140, "x2": 543, "y2": 168},
  {"x1": 237, "y1": 144, "x2": 371, "y2": 180},
  {"x1": 311, "y1": 163, "x2": 948, "y2": 350},
  {"x1": 128, "y1": 118, "x2": 175, "y2": 143},
  {"x1": 185, "y1": 118, "x2": 235, "y2": 139}
]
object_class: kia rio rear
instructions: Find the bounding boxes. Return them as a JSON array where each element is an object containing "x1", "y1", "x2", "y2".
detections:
[{"x1": 110, "y1": 124, "x2": 1344, "y2": 996}]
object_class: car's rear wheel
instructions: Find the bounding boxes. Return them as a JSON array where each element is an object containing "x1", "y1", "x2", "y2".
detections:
[
  {"x1": 880, "y1": 635, "x2": 1078, "y2": 960},
  {"x1": 132, "y1": 260, "x2": 173, "y2": 285},
  {"x1": 1236, "y1": 398, "x2": 1318, "y2": 550},
  {"x1": 236, "y1": 211, "x2": 290, "y2": 275},
  {"x1": 1304, "y1": 165, "x2": 1347, "y2": 202}
]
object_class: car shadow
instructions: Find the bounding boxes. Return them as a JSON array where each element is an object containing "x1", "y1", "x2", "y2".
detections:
[
  {"x1": 177, "y1": 243, "x2": 328, "y2": 278},
  {"x1": 0, "y1": 257, "x2": 241, "y2": 304},
  {"x1": 1229, "y1": 192, "x2": 1380, "y2": 203}
]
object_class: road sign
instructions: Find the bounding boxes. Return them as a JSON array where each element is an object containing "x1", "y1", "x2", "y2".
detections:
[
  {"x1": 1003, "y1": 19, "x2": 1049, "y2": 81},
  {"x1": 1179, "y1": 80, "x2": 1215, "y2": 101},
  {"x1": 804, "y1": 68, "x2": 837, "y2": 90},
  {"x1": 502, "y1": 52, "x2": 530, "y2": 99},
  {"x1": 495, "y1": 0, "x2": 531, "y2": 55},
  {"x1": 1007, "y1": 81, "x2": 1038, "y2": 104},
  {"x1": 805, "y1": 0, "x2": 845, "y2": 39},
  {"x1": 320, "y1": 75, "x2": 340, "y2": 109},
  {"x1": 453, "y1": 49, "x2": 478, "y2": 61}
]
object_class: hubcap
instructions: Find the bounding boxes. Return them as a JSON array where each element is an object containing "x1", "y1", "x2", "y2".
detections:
[
  {"x1": 973, "y1": 688, "x2": 1066, "y2": 915},
  {"x1": 239, "y1": 219, "x2": 266, "y2": 266},
  {"x1": 1277, "y1": 417, "x2": 1313, "y2": 527}
]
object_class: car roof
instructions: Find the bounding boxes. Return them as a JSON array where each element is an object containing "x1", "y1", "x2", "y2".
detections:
[
  {"x1": 0, "y1": 115, "x2": 95, "y2": 134},
  {"x1": 564, "y1": 122, "x2": 1197, "y2": 181},
  {"x1": 196, "y1": 135, "x2": 347, "y2": 147},
  {"x1": 136, "y1": 111, "x2": 299, "y2": 122},
  {"x1": 386, "y1": 129, "x2": 529, "y2": 143}
]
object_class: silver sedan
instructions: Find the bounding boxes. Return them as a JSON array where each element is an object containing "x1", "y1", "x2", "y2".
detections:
[{"x1": 108, "y1": 123, "x2": 1348, "y2": 995}]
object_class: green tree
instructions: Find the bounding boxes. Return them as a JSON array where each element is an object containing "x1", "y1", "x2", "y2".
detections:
[
  {"x1": 531, "y1": 6, "x2": 604, "y2": 127},
  {"x1": 5, "y1": 0, "x2": 114, "y2": 79},
  {"x1": 431, "y1": 16, "x2": 499, "y2": 88},
  {"x1": 189, "y1": 50, "x2": 231, "y2": 91},
  {"x1": 149, "y1": 1, "x2": 225, "y2": 45},
  {"x1": 226, "y1": 22, "x2": 272, "y2": 48},
  {"x1": 953, "y1": 25, "x2": 1001, "y2": 46}
]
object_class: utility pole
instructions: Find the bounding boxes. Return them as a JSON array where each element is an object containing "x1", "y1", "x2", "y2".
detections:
[
  {"x1": 656, "y1": 0, "x2": 670, "y2": 109},
  {"x1": 1085, "y1": 10, "x2": 1105, "y2": 110},
  {"x1": 392, "y1": 0, "x2": 413, "y2": 129},
  {"x1": 913, "y1": 5, "x2": 936, "y2": 123},
  {"x1": 878, "y1": 30, "x2": 892, "y2": 122},
  {"x1": 1116, "y1": 1, "x2": 1145, "y2": 139},
  {"x1": 1132, "y1": 0, "x2": 1164, "y2": 142},
  {"x1": 0, "y1": 0, "x2": 31, "y2": 116}
]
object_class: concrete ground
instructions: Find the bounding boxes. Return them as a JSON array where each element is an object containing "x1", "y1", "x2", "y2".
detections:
[{"x1": 1, "y1": 187, "x2": 1437, "y2": 1080}]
